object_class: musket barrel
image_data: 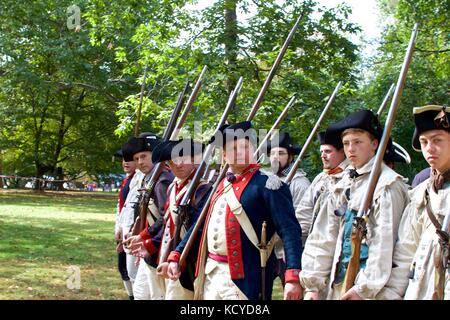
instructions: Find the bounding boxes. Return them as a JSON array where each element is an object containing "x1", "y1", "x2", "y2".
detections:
[
  {"x1": 341, "y1": 23, "x2": 419, "y2": 295},
  {"x1": 376, "y1": 83, "x2": 395, "y2": 117},
  {"x1": 162, "y1": 81, "x2": 190, "y2": 140},
  {"x1": 202, "y1": 161, "x2": 212, "y2": 180},
  {"x1": 170, "y1": 65, "x2": 207, "y2": 139},
  {"x1": 177, "y1": 77, "x2": 244, "y2": 208},
  {"x1": 169, "y1": 78, "x2": 245, "y2": 251},
  {"x1": 134, "y1": 64, "x2": 149, "y2": 137},
  {"x1": 356, "y1": 23, "x2": 418, "y2": 219},
  {"x1": 179, "y1": 15, "x2": 304, "y2": 267},
  {"x1": 133, "y1": 80, "x2": 189, "y2": 234},
  {"x1": 217, "y1": 77, "x2": 244, "y2": 128},
  {"x1": 179, "y1": 164, "x2": 229, "y2": 266},
  {"x1": 285, "y1": 81, "x2": 342, "y2": 183},
  {"x1": 145, "y1": 66, "x2": 208, "y2": 192},
  {"x1": 246, "y1": 13, "x2": 304, "y2": 121},
  {"x1": 254, "y1": 95, "x2": 296, "y2": 156},
  {"x1": 146, "y1": 66, "x2": 206, "y2": 188},
  {"x1": 134, "y1": 67, "x2": 206, "y2": 234}
]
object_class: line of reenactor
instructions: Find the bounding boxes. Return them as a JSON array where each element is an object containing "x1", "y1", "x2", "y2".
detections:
[{"x1": 111, "y1": 20, "x2": 449, "y2": 300}]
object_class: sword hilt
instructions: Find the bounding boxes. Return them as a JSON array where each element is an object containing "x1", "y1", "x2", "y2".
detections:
[{"x1": 259, "y1": 221, "x2": 268, "y2": 268}]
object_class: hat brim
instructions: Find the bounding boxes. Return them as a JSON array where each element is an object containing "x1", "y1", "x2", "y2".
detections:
[
  {"x1": 412, "y1": 128, "x2": 421, "y2": 152},
  {"x1": 267, "y1": 143, "x2": 301, "y2": 155},
  {"x1": 326, "y1": 109, "x2": 383, "y2": 142},
  {"x1": 152, "y1": 140, "x2": 204, "y2": 163},
  {"x1": 289, "y1": 145, "x2": 302, "y2": 155}
]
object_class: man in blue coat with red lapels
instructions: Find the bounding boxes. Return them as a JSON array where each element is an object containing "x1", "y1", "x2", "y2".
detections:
[{"x1": 166, "y1": 121, "x2": 303, "y2": 300}]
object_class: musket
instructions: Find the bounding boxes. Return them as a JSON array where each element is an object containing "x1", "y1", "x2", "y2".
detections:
[
  {"x1": 376, "y1": 89, "x2": 413, "y2": 165},
  {"x1": 341, "y1": 23, "x2": 419, "y2": 296},
  {"x1": 201, "y1": 161, "x2": 212, "y2": 180},
  {"x1": 177, "y1": 76, "x2": 244, "y2": 210},
  {"x1": 258, "y1": 221, "x2": 268, "y2": 300},
  {"x1": 134, "y1": 64, "x2": 148, "y2": 137},
  {"x1": 169, "y1": 66, "x2": 208, "y2": 139},
  {"x1": 254, "y1": 95, "x2": 296, "y2": 158},
  {"x1": 376, "y1": 84, "x2": 412, "y2": 164},
  {"x1": 376, "y1": 83, "x2": 395, "y2": 117},
  {"x1": 179, "y1": 13, "x2": 305, "y2": 268},
  {"x1": 131, "y1": 80, "x2": 190, "y2": 233},
  {"x1": 432, "y1": 209, "x2": 450, "y2": 300},
  {"x1": 303, "y1": 83, "x2": 349, "y2": 234},
  {"x1": 201, "y1": 150, "x2": 222, "y2": 181},
  {"x1": 285, "y1": 81, "x2": 342, "y2": 183},
  {"x1": 205, "y1": 163, "x2": 221, "y2": 184},
  {"x1": 247, "y1": 13, "x2": 303, "y2": 121},
  {"x1": 133, "y1": 66, "x2": 207, "y2": 235},
  {"x1": 160, "y1": 76, "x2": 244, "y2": 264}
]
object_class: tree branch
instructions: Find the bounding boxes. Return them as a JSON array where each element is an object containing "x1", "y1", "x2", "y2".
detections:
[
  {"x1": 415, "y1": 47, "x2": 450, "y2": 54},
  {"x1": 44, "y1": 80, "x2": 120, "y2": 102}
]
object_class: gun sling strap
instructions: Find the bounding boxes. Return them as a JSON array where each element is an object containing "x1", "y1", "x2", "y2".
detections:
[{"x1": 424, "y1": 189, "x2": 450, "y2": 265}]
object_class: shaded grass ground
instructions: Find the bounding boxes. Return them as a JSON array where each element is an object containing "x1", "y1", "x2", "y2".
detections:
[
  {"x1": 0, "y1": 190, "x2": 283, "y2": 300},
  {"x1": 0, "y1": 190, "x2": 126, "y2": 300}
]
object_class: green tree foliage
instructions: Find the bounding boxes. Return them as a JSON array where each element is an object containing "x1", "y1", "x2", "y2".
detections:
[
  {"x1": 362, "y1": 0, "x2": 449, "y2": 180},
  {"x1": 0, "y1": 0, "x2": 183, "y2": 182},
  {"x1": 107, "y1": 0, "x2": 361, "y2": 176},
  {"x1": 0, "y1": 0, "x2": 362, "y2": 182}
]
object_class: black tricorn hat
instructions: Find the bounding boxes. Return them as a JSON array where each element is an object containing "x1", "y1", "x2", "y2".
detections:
[
  {"x1": 209, "y1": 121, "x2": 256, "y2": 147},
  {"x1": 121, "y1": 133, "x2": 161, "y2": 161},
  {"x1": 384, "y1": 141, "x2": 411, "y2": 164},
  {"x1": 317, "y1": 130, "x2": 343, "y2": 150},
  {"x1": 121, "y1": 136, "x2": 143, "y2": 162},
  {"x1": 412, "y1": 105, "x2": 450, "y2": 151},
  {"x1": 267, "y1": 132, "x2": 301, "y2": 155},
  {"x1": 151, "y1": 139, "x2": 204, "y2": 163},
  {"x1": 326, "y1": 109, "x2": 383, "y2": 142}
]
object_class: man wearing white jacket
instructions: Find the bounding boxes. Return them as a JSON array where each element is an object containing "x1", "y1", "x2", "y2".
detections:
[
  {"x1": 116, "y1": 137, "x2": 145, "y2": 296},
  {"x1": 296, "y1": 130, "x2": 348, "y2": 250},
  {"x1": 300, "y1": 109, "x2": 409, "y2": 300},
  {"x1": 119, "y1": 133, "x2": 173, "y2": 300},
  {"x1": 380, "y1": 105, "x2": 450, "y2": 300},
  {"x1": 267, "y1": 132, "x2": 310, "y2": 286},
  {"x1": 114, "y1": 148, "x2": 138, "y2": 300}
]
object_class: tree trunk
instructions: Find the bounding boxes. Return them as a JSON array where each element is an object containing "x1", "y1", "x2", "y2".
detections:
[
  {"x1": 32, "y1": 89, "x2": 49, "y2": 190},
  {"x1": 54, "y1": 167, "x2": 65, "y2": 191},
  {"x1": 53, "y1": 111, "x2": 66, "y2": 191},
  {"x1": 0, "y1": 152, "x2": 3, "y2": 189},
  {"x1": 224, "y1": 0, "x2": 239, "y2": 121},
  {"x1": 35, "y1": 163, "x2": 50, "y2": 191}
]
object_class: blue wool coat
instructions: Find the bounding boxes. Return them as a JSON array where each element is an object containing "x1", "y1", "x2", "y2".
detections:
[{"x1": 176, "y1": 169, "x2": 303, "y2": 300}]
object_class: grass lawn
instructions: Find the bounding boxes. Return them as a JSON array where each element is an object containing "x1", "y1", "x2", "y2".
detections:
[
  {"x1": 0, "y1": 190, "x2": 127, "y2": 300},
  {"x1": 0, "y1": 189, "x2": 283, "y2": 300}
]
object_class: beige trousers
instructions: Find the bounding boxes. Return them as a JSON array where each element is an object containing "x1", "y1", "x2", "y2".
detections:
[
  {"x1": 133, "y1": 261, "x2": 166, "y2": 300},
  {"x1": 203, "y1": 258, "x2": 248, "y2": 300},
  {"x1": 165, "y1": 278, "x2": 194, "y2": 300}
]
